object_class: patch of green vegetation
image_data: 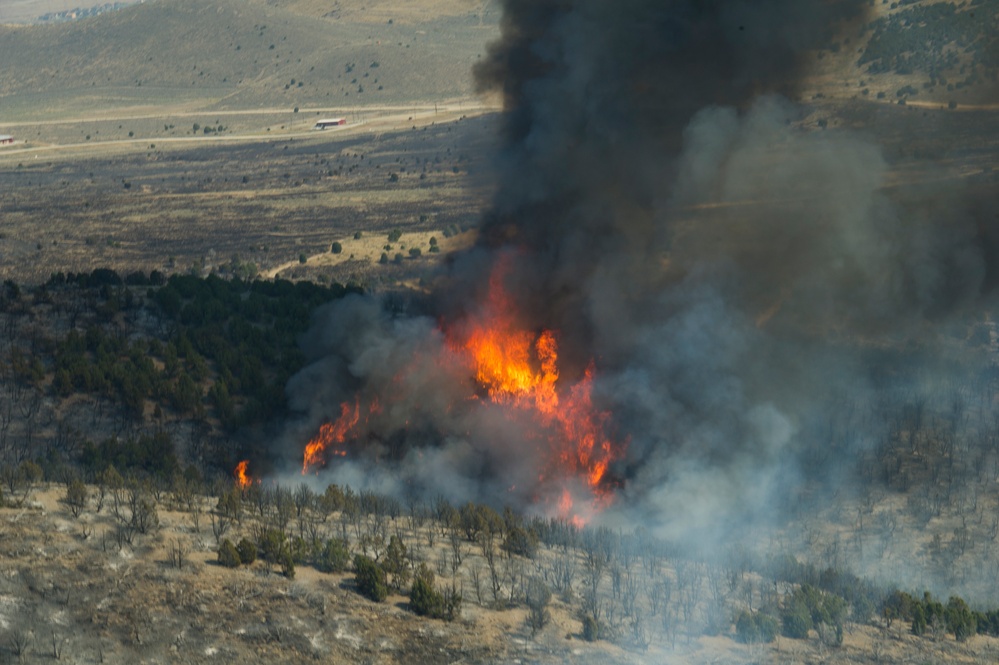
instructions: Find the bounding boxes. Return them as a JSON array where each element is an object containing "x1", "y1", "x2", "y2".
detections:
[{"x1": 860, "y1": 2, "x2": 999, "y2": 85}]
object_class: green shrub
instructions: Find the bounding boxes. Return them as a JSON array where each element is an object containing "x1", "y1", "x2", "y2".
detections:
[
  {"x1": 582, "y1": 614, "x2": 601, "y2": 642},
  {"x1": 782, "y1": 602, "x2": 813, "y2": 639},
  {"x1": 410, "y1": 564, "x2": 444, "y2": 617},
  {"x1": 947, "y1": 596, "x2": 976, "y2": 641},
  {"x1": 331, "y1": 242, "x2": 343, "y2": 254},
  {"x1": 354, "y1": 554, "x2": 388, "y2": 602},
  {"x1": 236, "y1": 537, "x2": 257, "y2": 565},
  {"x1": 911, "y1": 603, "x2": 927, "y2": 636},
  {"x1": 281, "y1": 550, "x2": 296, "y2": 578},
  {"x1": 736, "y1": 610, "x2": 778, "y2": 644},
  {"x1": 503, "y1": 525, "x2": 538, "y2": 558},
  {"x1": 218, "y1": 538, "x2": 241, "y2": 568},
  {"x1": 317, "y1": 538, "x2": 351, "y2": 573}
]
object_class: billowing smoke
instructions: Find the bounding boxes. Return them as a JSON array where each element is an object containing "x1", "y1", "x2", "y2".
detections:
[{"x1": 283, "y1": 0, "x2": 999, "y2": 594}]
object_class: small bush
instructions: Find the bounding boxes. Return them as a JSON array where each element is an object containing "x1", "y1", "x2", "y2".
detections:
[
  {"x1": 236, "y1": 537, "x2": 257, "y2": 565},
  {"x1": 281, "y1": 551, "x2": 296, "y2": 578},
  {"x1": 782, "y1": 603, "x2": 813, "y2": 639},
  {"x1": 331, "y1": 242, "x2": 343, "y2": 254},
  {"x1": 410, "y1": 564, "x2": 444, "y2": 617},
  {"x1": 218, "y1": 538, "x2": 241, "y2": 568},
  {"x1": 317, "y1": 538, "x2": 350, "y2": 573},
  {"x1": 582, "y1": 614, "x2": 601, "y2": 642},
  {"x1": 503, "y1": 525, "x2": 538, "y2": 558},
  {"x1": 65, "y1": 478, "x2": 88, "y2": 518},
  {"x1": 736, "y1": 610, "x2": 778, "y2": 644},
  {"x1": 526, "y1": 578, "x2": 552, "y2": 636},
  {"x1": 354, "y1": 554, "x2": 388, "y2": 602}
]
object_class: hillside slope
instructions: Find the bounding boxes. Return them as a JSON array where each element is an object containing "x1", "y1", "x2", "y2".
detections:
[{"x1": 0, "y1": 0, "x2": 498, "y2": 120}]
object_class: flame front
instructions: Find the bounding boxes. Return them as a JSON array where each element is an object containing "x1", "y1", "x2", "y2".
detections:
[
  {"x1": 450, "y1": 265, "x2": 623, "y2": 519},
  {"x1": 235, "y1": 460, "x2": 251, "y2": 489},
  {"x1": 300, "y1": 258, "x2": 625, "y2": 523},
  {"x1": 302, "y1": 399, "x2": 362, "y2": 473}
]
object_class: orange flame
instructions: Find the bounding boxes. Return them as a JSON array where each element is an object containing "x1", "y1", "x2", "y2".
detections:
[
  {"x1": 235, "y1": 460, "x2": 251, "y2": 489},
  {"x1": 302, "y1": 398, "x2": 362, "y2": 473},
  {"x1": 301, "y1": 256, "x2": 625, "y2": 524},
  {"x1": 449, "y1": 258, "x2": 624, "y2": 522}
]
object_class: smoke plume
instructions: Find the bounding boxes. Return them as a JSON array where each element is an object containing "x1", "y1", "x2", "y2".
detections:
[{"x1": 284, "y1": 0, "x2": 999, "y2": 594}]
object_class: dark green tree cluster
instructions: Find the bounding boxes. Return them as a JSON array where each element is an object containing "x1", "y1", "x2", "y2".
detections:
[
  {"x1": 735, "y1": 610, "x2": 779, "y2": 644},
  {"x1": 780, "y1": 585, "x2": 847, "y2": 641},
  {"x1": 36, "y1": 270, "x2": 360, "y2": 476},
  {"x1": 80, "y1": 432, "x2": 180, "y2": 480},
  {"x1": 882, "y1": 590, "x2": 999, "y2": 641},
  {"x1": 859, "y1": 2, "x2": 997, "y2": 84}
]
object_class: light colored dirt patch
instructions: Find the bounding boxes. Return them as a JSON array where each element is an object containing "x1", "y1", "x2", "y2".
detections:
[{"x1": 264, "y1": 228, "x2": 477, "y2": 279}]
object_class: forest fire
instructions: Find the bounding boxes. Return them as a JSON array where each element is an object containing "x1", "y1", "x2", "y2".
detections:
[
  {"x1": 300, "y1": 260, "x2": 625, "y2": 523},
  {"x1": 234, "y1": 460, "x2": 252, "y2": 489}
]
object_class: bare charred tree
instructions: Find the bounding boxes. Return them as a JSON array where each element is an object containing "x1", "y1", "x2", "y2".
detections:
[
  {"x1": 293, "y1": 482, "x2": 313, "y2": 521},
  {"x1": 210, "y1": 510, "x2": 231, "y2": 545},
  {"x1": 547, "y1": 549, "x2": 577, "y2": 600},
  {"x1": 168, "y1": 538, "x2": 190, "y2": 570},
  {"x1": 64, "y1": 478, "x2": 88, "y2": 518},
  {"x1": 406, "y1": 497, "x2": 427, "y2": 531},
  {"x1": 621, "y1": 569, "x2": 640, "y2": 618},
  {"x1": 525, "y1": 577, "x2": 552, "y2": 637},
  {"x1": 470, "y1": 564, "x2": 484, "y2": 605},
  {"x1": 8, "y1": 628, "x2": 32, "y2": 662},
  {"x1": 449, "y1": 527, "x2": 464, "y2": 568}
]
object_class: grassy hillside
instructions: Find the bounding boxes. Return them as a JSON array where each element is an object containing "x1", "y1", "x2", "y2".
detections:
[
  {"x1": 806, "y1": 0, "x2": 999, "y2": 106},
  {"x1": 0, "y1": 0, "x2": 498, "y2": 120}
]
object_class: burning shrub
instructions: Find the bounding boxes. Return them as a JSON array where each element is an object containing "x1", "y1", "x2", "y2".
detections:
[
  {"x1": 354, "y1": 554, "x2": 388, "y2": 602},
  {"x1": 217, "y1": 538, "x2": 241, "y2": 568}
]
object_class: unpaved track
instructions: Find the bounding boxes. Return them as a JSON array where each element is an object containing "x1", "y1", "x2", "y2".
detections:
[{"x1": 0, "y1": 98, "x2": 499, "y2": 160}]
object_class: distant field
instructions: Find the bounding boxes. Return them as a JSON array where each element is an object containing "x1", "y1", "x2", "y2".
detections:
[
  {"x1": 0, "y1": 0, "x2": 500, "y2": 121},
  {"x1": 0, "y1": 0, "x2": 140, "y2": 24},
  {"x1": 0, "y1": 111, "x2": 500, "y2": 286}
]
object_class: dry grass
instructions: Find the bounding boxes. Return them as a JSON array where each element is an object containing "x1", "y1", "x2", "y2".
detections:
[
  {"x1": 3, "y1": 482, "x2": 999, "y2": 665},
  {"x1": 0, "y1": 109, "x2": 499, "y2": 286}
]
